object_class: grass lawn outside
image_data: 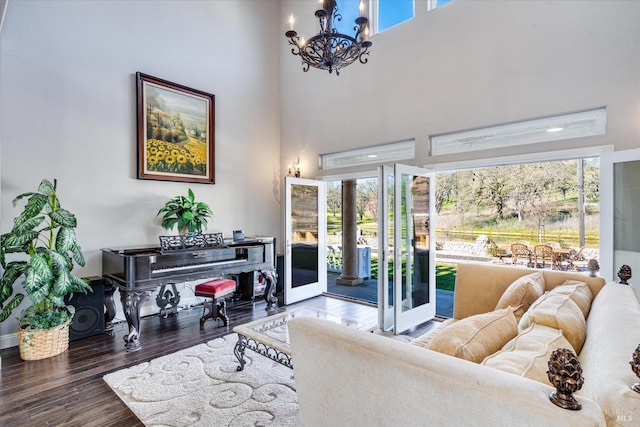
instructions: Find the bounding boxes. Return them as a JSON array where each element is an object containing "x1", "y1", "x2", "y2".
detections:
[{"x1": 436, "y1": 262, "x2": 457, "y2": 292}]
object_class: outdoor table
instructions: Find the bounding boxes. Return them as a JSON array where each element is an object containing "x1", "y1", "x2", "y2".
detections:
[{"x1": 552, "y1": 248, "x2": 573, "y2": 270}]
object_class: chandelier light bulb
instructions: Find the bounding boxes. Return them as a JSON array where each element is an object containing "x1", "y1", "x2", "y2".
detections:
[{"x1": 289, "y1": 14, "x2": 295, "y2": 31}]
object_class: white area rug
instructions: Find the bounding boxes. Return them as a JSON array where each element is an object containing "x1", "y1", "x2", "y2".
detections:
[{"x1": 103, "y1": 334, "x2": 298, "y2": 426}]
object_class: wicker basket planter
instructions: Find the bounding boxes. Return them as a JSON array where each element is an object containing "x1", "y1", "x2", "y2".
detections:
[{"x1": 18, "y1": 319, "x2": 71, "y2": 361}]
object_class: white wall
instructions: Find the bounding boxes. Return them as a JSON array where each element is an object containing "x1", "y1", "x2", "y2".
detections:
[
  {"x1": 0, "y1": 0, "x2": 282, "y2": 344},
  {"x1": 280, "y1": 0, "x2": 640, "y2": 178}
]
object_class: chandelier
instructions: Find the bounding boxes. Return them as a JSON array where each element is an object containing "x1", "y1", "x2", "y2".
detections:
[{"x1": 285, "y1": 0, "x2": 372, "y2": 75}]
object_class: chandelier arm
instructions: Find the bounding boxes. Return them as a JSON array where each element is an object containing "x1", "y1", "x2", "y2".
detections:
[
  {"x1": 358, "y1": 50, "x2": 370, "y2": 65},
  {"x1": 288, "y1": 38, "x2": 301, "y2": 56},
  {"x1": 333, "y1": 12, "x2": 342, "y2": 33}
]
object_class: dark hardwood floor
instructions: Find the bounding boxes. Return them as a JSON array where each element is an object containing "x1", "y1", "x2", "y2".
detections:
[{"x1": 0, "y1": 295, "x2": 437, "y2": 426}]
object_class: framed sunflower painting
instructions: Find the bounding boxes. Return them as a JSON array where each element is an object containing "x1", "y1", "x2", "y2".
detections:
[{"x1": 136, "y1": 72, "x2": 215, "y2": 184}]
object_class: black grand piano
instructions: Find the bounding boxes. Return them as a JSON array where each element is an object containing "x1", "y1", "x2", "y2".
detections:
[{"x1": 102, "y1": 234, "x2": 275, "y2": 351}]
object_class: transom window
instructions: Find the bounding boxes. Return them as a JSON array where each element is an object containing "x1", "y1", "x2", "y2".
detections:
[
  {"x1": 336, "y1": 0, "x2": 454, "y2": 35},
  {"x1": 377, "y1": 0, "x2": 414, "y2": 32}
]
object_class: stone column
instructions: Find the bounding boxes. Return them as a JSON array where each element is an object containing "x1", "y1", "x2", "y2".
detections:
[{"x1": 336, "y1": 179, "x2": 363, "y2": 286}]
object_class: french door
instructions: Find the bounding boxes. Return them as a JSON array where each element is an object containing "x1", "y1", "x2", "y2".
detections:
[
  {"x1": 600, "y1": 148, "x2": 640, "y2": 292},
  {"x1": 378, "y1": 164, "x2": 436, "y2": 334},
  {"x1": 284, "y1": 177, "x2": 327, "y2": 304}
]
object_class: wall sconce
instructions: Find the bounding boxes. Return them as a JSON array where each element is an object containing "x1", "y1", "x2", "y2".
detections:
[{"x1": 288, "y1": 160, "x2": 301, "y2": 178}]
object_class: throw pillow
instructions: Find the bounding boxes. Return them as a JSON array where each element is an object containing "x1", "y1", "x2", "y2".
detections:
[
  {"x1": 494, "y1": 272, "x2": 545, "y2": 320},
  {"x1": 411, "y1": 318, "x2": 458, "y2": 348},
  {"x1": 548, "y1": 280, "x2": 593, "y2": 318},
  {"x1": 425, "y1": 307, "x2": 518, "y2": 363},
  {"x1": 482, "y1": 323, "x2": 575, "y2": 385},
  {"x1": 518, "y1": 292, "x2": 586, "y2": 353}
]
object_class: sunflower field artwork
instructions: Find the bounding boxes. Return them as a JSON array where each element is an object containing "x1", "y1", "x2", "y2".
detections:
[{"x1": 136, "y1": 73, "x2": 215, "y2": 184}]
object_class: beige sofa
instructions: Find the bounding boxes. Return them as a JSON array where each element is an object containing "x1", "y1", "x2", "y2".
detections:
[{"x1": 289, "y1": 263, "x2": 640, "y2": 426}]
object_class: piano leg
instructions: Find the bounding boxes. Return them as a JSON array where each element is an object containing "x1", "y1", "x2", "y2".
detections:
[
  {"x1": 156, "y1": 283, "x2": 181, "y2": 318},
  {"x1": 103, "y1": 279, "x2": 117, "y2": 336},
  {"x1": 120, "y1": 289, "x2": 151, "y2": 352},
  {"x1": 261, "y1": 269, "x2": 278, "y2": 310}
]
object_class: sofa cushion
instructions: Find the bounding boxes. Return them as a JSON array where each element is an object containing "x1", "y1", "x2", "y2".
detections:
[
  {"x1": 518, "y1": 292, "x2": 586, "y2": 353},
  {"x1": 425, "y1": 307, "x2": 518, "y2": 363},
  {"x1": 547, "y1": 279, "x2": 593, "y2": 318},
  {"x1": 494, "y1": 272, "x2": 545, "y2": 320},
  {"x1": 482, "y1": 323, "x2": 575, "y2": 385},
  {"x1": 411, "y1": 318, "x2": 458, "y2": 348}
]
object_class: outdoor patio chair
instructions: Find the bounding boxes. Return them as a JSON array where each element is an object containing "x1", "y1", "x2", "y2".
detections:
[
  {"x1": 534, "y1": 244, "x2": 555, "y2": 269},
  {"x1": 510, "y1": 243, "x2": 532, "y2": 266},
  {"x1": 565, "y1": 246, "x2": 586, "y2": 270},
  {"x1": 544, "y1": 241, "x2": 561, "y2": 249},
  {"x1": 489, "y1": 241, "x2": 511, "y2": 263}
]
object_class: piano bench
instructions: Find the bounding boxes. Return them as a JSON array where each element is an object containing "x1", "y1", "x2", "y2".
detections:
[{"x1": 195, "y1": 278, "x2": 237, "y2": 330}]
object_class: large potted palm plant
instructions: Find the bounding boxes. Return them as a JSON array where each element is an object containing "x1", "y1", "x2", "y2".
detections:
[
  {"x1": 0, "y1": 179, "x2": 90, "y2": 360},
  {"x1": 0, "y1": 266, "x2": 24, "y2": 369},
  {"x1": 0, "y1": 284, "x2": 24, "y2": 323}
]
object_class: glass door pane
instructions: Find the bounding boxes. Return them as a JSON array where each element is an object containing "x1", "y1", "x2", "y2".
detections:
[
  {"x1": 284, "y1": 177, "x2": 326, "y2": 304},
  {"x1": 394, "y1": 164, "x2": 435, "y2": 333}
]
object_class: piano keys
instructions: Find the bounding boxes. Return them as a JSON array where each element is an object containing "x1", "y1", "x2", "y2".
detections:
[{"x1": 102, "y1": 236, "x2": 275, "y2": 351}]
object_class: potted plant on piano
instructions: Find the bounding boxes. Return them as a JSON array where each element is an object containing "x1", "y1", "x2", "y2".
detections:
[
  {"x1": 156, "y1": 188, "x2": 213, "y2": 235},
  {"x1": 0, "y1": 178, "x2": 91, "y2": 360}
]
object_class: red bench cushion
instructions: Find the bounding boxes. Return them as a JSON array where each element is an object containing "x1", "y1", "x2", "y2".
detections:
[{"x1": 195, "y1": 279, "x2": 236, "y2": 297}]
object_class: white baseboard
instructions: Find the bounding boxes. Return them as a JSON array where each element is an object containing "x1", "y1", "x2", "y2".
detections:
[{"x1": 0, "y1": 331, "x2": 18, "y2": 350}]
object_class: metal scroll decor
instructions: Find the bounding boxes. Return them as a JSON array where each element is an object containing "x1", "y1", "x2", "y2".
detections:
[
  {"x1": 234, "y1": 334, "x2": 293, "y2": 371},
  {"x1": 159, "y1": 232, "x2": 224, "y2": 252}
]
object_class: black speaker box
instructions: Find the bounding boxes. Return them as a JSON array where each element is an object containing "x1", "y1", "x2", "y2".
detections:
[{"x1": 65, "y1": 277, "x2": 105, "y2": 341}]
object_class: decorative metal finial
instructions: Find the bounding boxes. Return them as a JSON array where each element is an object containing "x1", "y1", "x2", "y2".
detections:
[
  {"x1": 547, "y1": 348, "x2": 584, "y2": 410},
  {"x1": 587, "y1": 259, "x2": 599, "y2": 277},
  {"x1": 631, "y1": 344, "x2": 640, "y2": 394},
  {"x1": 617, "y1": 264, "x2": 632, "y2": 285}
]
